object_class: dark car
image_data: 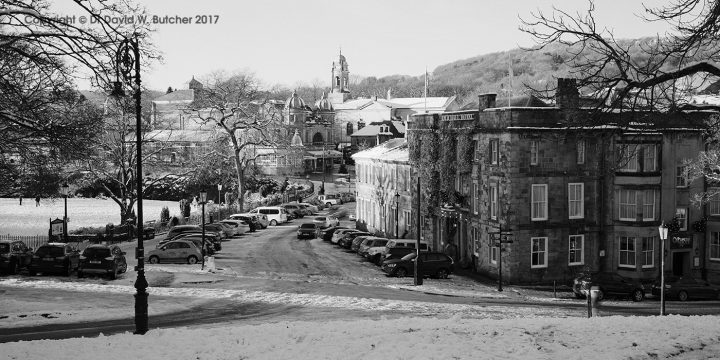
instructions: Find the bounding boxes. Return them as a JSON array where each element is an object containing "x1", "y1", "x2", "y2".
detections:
[
  {"x1": 350, "y1": 235, "x2": 374, "y2": 252},
  {"x1": 28, "y1": 243, "x2": 80, "y2": 276},
  {"x1": 78, "y1": 244, "x2": 127, "y2": 280},
  {"x1": 167, "y1": 232, "x2": 222, "y2": 251},
  {"x1": 320, "y1": 226, "x2": 347, "y2": 242},
  {"x1": 282, "y1": 204, "x2": 305, "y2": 219},
  {"x1": 651, "y1": 276, "x2": 720, "y2": 301},
  {"x1": 572, "y1": 272, "x2": 645, "y2": 302},
  {"x1": 165, "y1": 235, "x2": 215, "y2": 255},
  {"x1": 381, "y1": 252, "x2": 454, "y2": 279},
  {"x1": 166, "y1": 225, "x2": 202, "y2": 240},
  {"x1": 339, "y1": 231, "x2": 370, "y2": 249},
  {"x1": 297, "y1": 223, "x2": 319, "y2": 239},
  {"x1": 0, "y1": 240, "x2": 34, "y2": 275}
]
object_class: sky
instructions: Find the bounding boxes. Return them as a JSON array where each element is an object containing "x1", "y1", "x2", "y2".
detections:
[{"x1": 51, "y1": 0, "x2": 672, "y2": 91}]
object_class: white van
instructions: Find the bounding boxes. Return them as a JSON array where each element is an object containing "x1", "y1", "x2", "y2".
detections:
[{"x1": 249, "y1": 206, "x2": 288, "y2": 226}]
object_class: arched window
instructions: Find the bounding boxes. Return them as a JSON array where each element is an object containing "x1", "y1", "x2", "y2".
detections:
[
  {"x1": 335, "y1": 76, "x2": 340, "y2": 87},
  {"x1": 346, "y1": 122, "x2": 353, "y2": 136},
  {"x1": 312, "y1": 132, "x2": 324, "y2": 145}
]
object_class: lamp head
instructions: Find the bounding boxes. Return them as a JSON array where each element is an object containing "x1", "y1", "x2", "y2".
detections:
[
  {"x1": 60, "y1": 183, "x2": 69, "y2": 196},
  {"x1": 217, "y1": 184, "x2": 222, "y2": 191},
  {"x1": 658, "y1": 222, "x2": 668, "y2": 240},
  {"x1": 199, "y1": 191, "x2": 208, "y2": 203}
]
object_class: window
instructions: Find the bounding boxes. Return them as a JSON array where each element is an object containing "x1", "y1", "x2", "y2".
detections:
[
  {"x1": 490, "y1": 245, "x2": 498, "y2": 264},
  {"x1": 531, "y1": 237, "x2": 548, "y2": 268},
  {"x1": 641, "y1": 237, "x2": 655, "y2": 268},
  {"x1": 617, "y1": 144, "x2": 639, "y2": 172},
  {"x1": 531, "y1": 184, "x2": 548, "y2": 221},
  {"x1": 676, "y1": 166, "x2": 688, "y2": 187},
  {"x1": 530, "y1": 140, "x2": 539, "y2": 165},
  {"x1": 711, "y1": 232, "x2": 720, "y2": 260},
  {"x1": 568, "y1": 183, "x2": 584, "y2": 219},
  {"x1": 710, "y1": 190, "x2": 720, "y2": 216},
  {"x1": 642, "y1": 190, "x2": 655, "y2": 221},
  {"x1": 577, "y1": 140, "x2": 585, "y2": 164},
  {"x1": 490, "y1": 184, "x2": 498, "y2": 220},
  {"x1": 619, "y1": 236, "x2": 636, "y2": 268},
  {"x1": 643, "y1": 144, "x2": 657, "y2": 171},
  {"x1": 473, "y1": 183, "x2": 479, "y2": 215},
  {"x1": 490, "y1": 139, "x2": 499, "y2": 165},
  {"x1": 569, "y1": 235, "x2": 584, "y2": 265},
  {"x1": 346, "y1": 123, "x2": 353, "y2": 136},
  {"x1": 618, "y1": 189, "x2": 638, "y2": 221},
  {"x1": 676, "y1": 208, "x2": 688, "y2": 231}
]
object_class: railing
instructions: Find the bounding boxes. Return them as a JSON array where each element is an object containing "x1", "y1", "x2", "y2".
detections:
[{"x1": 0, "y1": 234, "x2": 49, "y2": 250}]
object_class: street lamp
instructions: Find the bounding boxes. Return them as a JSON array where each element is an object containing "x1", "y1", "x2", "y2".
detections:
[
  {"x1": 658, "y1": 222, "x2": 668, "y2": 316},
  {"x1": 60, "y1": 183, "x2": 69, "y2": 241},
  {"x1": 200, "y1": 190, "x2": 208, "y2": 270},
  {"x1": 394, "y1": 192, "x2": 400, "y2": 238},
  {"x1": 217, "y1": 184, "x2": 222, "y2": 205},
  {"x1": 111, "y1": 34, "x2": 148, "y2": 335}
]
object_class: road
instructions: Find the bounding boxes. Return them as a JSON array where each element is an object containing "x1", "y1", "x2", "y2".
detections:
[{"x1": 1, "y1": 203, "x2": 719, "y2": 342}]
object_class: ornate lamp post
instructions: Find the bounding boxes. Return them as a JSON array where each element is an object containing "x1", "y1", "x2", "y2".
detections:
[
  {"x1": 60, "y1": 183, "x2": 69, "y2": 241},
  {"x1": 658, "y1": 222, "x2": 668, "y2": 316},
  {"x1": 111, "y1": 34, "x2": 148, "y2": 335},
  {"x1": 200, "y1": 190, "x2": 208, "y2": 270}
]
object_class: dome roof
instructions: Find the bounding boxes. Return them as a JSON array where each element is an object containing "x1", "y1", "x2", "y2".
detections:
[
  {"x1": 290, "y1": 130, "x2": 304, "y2": 147},
  {"x1": 315, "y1": 92, "x2": 334, "y2": 111},
  {"x1": 285, "y1": 90, "x2": 306, "y2": 109}
]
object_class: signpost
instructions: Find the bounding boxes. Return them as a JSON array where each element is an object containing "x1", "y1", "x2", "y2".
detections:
[{"x1": 488, "y1": 231, "x2": 513, "y2": 292}]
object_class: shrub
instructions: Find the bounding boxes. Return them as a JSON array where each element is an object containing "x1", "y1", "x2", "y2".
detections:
[
  {"x1": 160, "y1": 206, "x2": 170, "y2": 224},
  {"x1": 169, "y1": 216, "x2": 180, "y2": 227}
]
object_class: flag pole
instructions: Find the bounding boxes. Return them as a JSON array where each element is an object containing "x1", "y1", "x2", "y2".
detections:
[{"x1": 424, "y1": 67, "x2": 428, "y2": 113}]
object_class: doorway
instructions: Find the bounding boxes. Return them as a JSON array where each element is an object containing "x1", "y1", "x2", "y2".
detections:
[{"x1": 672, "y1": 251, "x2": 690, "y2": 276}]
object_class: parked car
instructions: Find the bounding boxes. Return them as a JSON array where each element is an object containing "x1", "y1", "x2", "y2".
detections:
[
  {"x1": 318, "y1": 194, "x2": 342, "y2": 207},
  {"x1": 313, "y1": 216, "x2": 339, "y2": 229},
  {"x1": 384, "y1": 239, "x2": 430, "y2": 260},
  {"x1": 572, "y1": 272, "x2": 645, "y2": 302},
  {"x1": 339, "y1": 192, "x2": 356, "y2": 203},
  {"x1": 297, "y1": 223, "x2": 319, "y2": 240},
  {"x1": 165, "y1": 225, "x2": 202, "y2": 241},
  {"x1": 360, "y1": 238, "x2": 389, "y2": 262},
  {"x1": 381, "y1": 252, "x2": 454, "y2": 279},
  {"x1": 28, "y1": 243, "x2": 80, "y2": 276},
  {"x1": 350, "y1": 235, "x2": 374, "y2": 252},
  {"x1": 0, "y1": 240, "x2": 34, "y2": 275},
  {"x1": 148, "y1": 239, "x2": 203, "y2": 264},
  {"x1": 281, "y1": 203, "x2": 305, "y2": 219},
  {"x1": 77, "y1": 244, "x2": 127, "y2": 280},
  {"x1": 232, "y1": 213, "x2": 268, "y2": 229},
  {"x1": 249, "y1": 207, "x2": 288, "y2": 226},
  {"x1": 319, "y1": 226, "x2": 347, "y2": 242},
  {"x1": 331, "y1": 229, "x2": 361, "y2": 244},
  {"x1": 651, "y1": 276, "x2": 720, "y2": 301},
  {"x1": 226, "y1": 214, "x2": 259, "y2": 232},
  {"x1": 204, "y1": 223, "x2": 233, "y2": 238},
  {"x1": 219, "y1": 219, "x2": 251, "y2": 235},
  {"x1": 339, "y1": 231, "x2": 370, "y2": 249},
  {"x1": 170, "y1": 233, "x2": 222, "y2": 252},
  {"x1": 298, "y1": 202, "x2": 319, "y2": 214}
]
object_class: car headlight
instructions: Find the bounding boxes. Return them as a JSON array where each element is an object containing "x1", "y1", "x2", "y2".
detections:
[{"x1": 387, "y1": 263, "x2": 396, "y2": 268}]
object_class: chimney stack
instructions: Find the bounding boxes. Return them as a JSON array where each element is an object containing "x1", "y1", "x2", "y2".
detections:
[
  {"x1": 478, "y1": 93, "x2": 497, "y2": 110},
  {"x1": 556, "y1": 78, "x2": 579, "y2": 109}
]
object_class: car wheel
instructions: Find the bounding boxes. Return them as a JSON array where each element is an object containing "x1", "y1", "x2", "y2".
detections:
[
  {"x1": 77, "y1": 271, "x2": 84, "y2": 278},
  {"x1": 326, "y1": 202, "x2": 332, "y2": 207},
  {"x1": 437, "y1": 268, "x2": 449, "y2": 279},
  {"x1": 8, "y1": 260, "x2": 19, "y2": 275},
  {"x1": 120, "y1": 262, "x2": 127, "y2": 273},
  {"x1": 374, "y1": 255, "x2": 383, "y2": 266},
  {"x1": 678, "y1": 290, "x2": 689, "y2": 302},
  {"x1": 109, "y1": 266, "x2": 117, "y2": 280},
  {"x1": 595, "y1": 289, "x2": 605, "y2": 301},
  {"x1": 631, "y1": 289, "x2": 644, "y2": 302},
  {"x1": 270, "y1": 220, "x2": 278, "y2": 226},
  {"x1": 149, "y1": 256, "x2": 160, "y2": 264},
  {"x1": 574, "y1": 292, "x2": 584, "y2": 299},
  {"x1": 187, "y1": 255, "x2": 198, "y2": 265},
  {"x1": 64, "y1": 262, "x2": 73, "y2": 276},
  {"x1": 396, "y1": 267, "x2": 408, "y2": 278}
]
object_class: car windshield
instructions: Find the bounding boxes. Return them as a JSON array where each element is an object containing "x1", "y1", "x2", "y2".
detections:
[
  {"x1": 401, "y1": 253, "x2": 417, "y2": 261},
  {"x1": 315, "y1": 217, "x2": 326, "y2": 221},
  {"x1": 83, "y1": 247, "x2": 111, "y2": 257},
  {"x1": 300, "y1": 224, "x2": 316, "y2": 229},
  {"x1": 0, "y1": 244, "x2": 9, "y2": 253},
  {"x1": 36, "y1": 246, "x2": 64, "y2": 257}
]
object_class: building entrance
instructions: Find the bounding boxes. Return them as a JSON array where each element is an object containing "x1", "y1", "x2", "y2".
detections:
[{"x1": 672, "y1": 251, "x2": 690, "y2": 276}]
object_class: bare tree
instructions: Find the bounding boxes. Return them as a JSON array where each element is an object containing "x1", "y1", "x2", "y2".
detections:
[{"x1": 188, "y1": 72, "x2": 283, "y2": 212}]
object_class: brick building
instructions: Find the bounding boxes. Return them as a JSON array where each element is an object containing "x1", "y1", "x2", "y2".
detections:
[{"x1": 408, "y1": 80, "x2": 718, "y2": 285}]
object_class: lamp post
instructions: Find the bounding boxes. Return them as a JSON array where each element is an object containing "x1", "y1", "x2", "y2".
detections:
[
  {"x1": 217, "y1": 184, "x2": 222, "y2": 205},
  {"x1": 111, "y1": 34, "x2": 147, "y2": 335},
  {"x1": 394, "y1": 192, "x2": 400, "y2": 238},
  {"x1": 658, "y1": 222, "x2": 668, "y2": 316},
  {"x1": 414, "y1": 177, "x2": 423, "y2": 286},
  {"x1": 60, "y1": 183, "x2": 69, "y2": 241},
  {"x1": 200, "y1": 190, "x2": 208, "y2": 270}
]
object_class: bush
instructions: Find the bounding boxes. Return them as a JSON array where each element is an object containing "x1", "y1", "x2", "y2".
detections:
[
  {"x1": 169, "y1": 216, "x2": 181, "y2": 227},
  {"x1": 160, "y1": 206, "x2": 170, "y2": 224},
  {"x1": 70, "y1": 225, "x2": 106, "y2": 235}
]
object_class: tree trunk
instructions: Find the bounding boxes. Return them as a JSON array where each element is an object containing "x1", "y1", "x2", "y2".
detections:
[{"x1": 234, "y1": 149, "x2": 245, "y2": 212}]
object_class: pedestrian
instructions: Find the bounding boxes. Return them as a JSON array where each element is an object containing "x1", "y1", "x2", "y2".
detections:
[
  {"x1": 18, "y1": 195, "x2": 22, "y2": 206},
  {"x1": 35, "y1": 196, "x2": 40, "y2": 207}
]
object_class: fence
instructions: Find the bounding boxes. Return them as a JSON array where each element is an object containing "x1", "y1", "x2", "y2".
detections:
[{"x1": 0, "y1": 234, "x2": 49, "y2": 250}]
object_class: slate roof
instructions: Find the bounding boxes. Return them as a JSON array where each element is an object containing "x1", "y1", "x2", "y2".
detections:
[{"x1": 352, "y1": 138, "x2": 408, "y2": 162}]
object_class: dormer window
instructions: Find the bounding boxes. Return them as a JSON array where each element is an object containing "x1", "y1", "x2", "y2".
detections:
[
  {"x1": 346, "y1": 123, "x2": 354, "y2": 136},
  {"x1": 380, "y1": 125, "x2": 390, "y2": 133}
]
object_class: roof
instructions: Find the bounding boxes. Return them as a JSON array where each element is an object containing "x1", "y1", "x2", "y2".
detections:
[
  {"x1": 351, "y1": 120, "x2": 406, "y2": 137},
  {"x1": 351, "y1": 138, "x2": 408, "y2": 162},
  {"x1": 126, "y1": 129, "x2": 219, "y2": 142},
  {"x1": 377, "y1": 96, "x2": 455, "y2": 109},
  {"x1": 153, "y1": 89, "x2": 195, "y2": 103},
  {"x1": 333, "y1": 98, "x2": 377, "y2": 110}
]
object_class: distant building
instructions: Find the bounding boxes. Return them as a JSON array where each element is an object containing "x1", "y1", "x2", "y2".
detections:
[{"x1": 350, "y1": 120, "x2": 405, "y2": 153}]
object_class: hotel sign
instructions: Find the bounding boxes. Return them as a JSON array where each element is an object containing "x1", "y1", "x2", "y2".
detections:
[
  {"x1": 671, "y1": 236, "x2": 692, "y2": 249},
  {"x1": 441, "y1": 113, "x2": 475, "y2": 121}
]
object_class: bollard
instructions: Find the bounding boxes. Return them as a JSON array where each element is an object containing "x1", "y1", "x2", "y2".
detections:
[
  {"x1": 590, "y1": 286, "x2": 600, "y2": 317},
  {"x1": 205, "y1": 256, "x2": 216, "y2": 272}
]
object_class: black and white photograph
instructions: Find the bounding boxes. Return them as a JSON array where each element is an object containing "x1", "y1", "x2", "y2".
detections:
[{"x1": 2, "y1": 0, "x2": 720, "y2": 358}]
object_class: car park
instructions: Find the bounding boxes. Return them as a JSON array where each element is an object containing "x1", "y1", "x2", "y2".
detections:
[
  {"x1": 28, "y1": 243, "x2": 80, "y2": 276},
  {"x1": 218, "y1": 219, "x2": 250, "y2": 235},
  {"x1": 651, "y1": 276, "x2": 720, "y2": 301},
  {"x1": 249, "y1": 207, "x2": 288, "y2": 226},
  {"x1": 148, "y1": 239, "x2": 203, "y2": 264},
  {"x1": 297, "y1": 223, "x2": 319, "y2": 239},
  {"x1": 381, "y1": 252, "x2": 454, "y2": 278},
  {"x1": 313, "y1": 216, "x2": 339, "y2": 229},
  {"x1": 319, "y1": 226, "x2": 347, "y2": 242},
  {"x1": 0, "y1": 240, "x2": 33, "y2": 275},
  {"x1": 77, "y1": 244, "x2": 127, "y2": 280},
  {"x1": 572, "y1": 272, "x2": 645, "y2": 302}
]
